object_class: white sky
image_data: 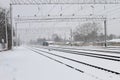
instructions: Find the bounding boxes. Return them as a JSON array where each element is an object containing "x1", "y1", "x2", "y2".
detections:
[{"x1": 1, "y1": 0, "x2": 120, "y2": 42}]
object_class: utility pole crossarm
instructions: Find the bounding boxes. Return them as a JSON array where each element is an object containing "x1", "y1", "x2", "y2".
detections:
[{"x1": 14, "y1": 15, "x2": 106, "y2": 23}]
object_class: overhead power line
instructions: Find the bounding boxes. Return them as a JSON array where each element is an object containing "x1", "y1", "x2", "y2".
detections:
[{"x1": 10, "y1": 0, "x2": 120, "y2": 5}]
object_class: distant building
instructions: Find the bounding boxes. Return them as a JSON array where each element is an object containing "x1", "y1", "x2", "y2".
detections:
[
  {"x1": 46, "y1": 41, "x2": 54, "y2": 45},
  {"x1": 107, "y1": 39, "x2": 120, "y2": 46}
]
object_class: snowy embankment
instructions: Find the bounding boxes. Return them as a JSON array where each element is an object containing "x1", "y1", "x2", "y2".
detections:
[{"x1": 0, "y1": 46, "x2": 86, "y2": 80}]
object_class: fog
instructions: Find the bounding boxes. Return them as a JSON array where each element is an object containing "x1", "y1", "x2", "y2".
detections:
[{"x1": 1, "y1": 0, "x2": 120, "y2": 42}]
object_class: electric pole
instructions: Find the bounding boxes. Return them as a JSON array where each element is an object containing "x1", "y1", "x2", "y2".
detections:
[
  {"x1": 104, "y1": 19, "x2": 107, "y2": 47},
  {"x1": 5, "y1": 9, "x2": 8, "y2": 49},
  {"x1": 10, "y1": 3, "x2": 13, "y2": 49},
  {"x1": 70, "y1": 29, "x2": 73, "y2": 46}
]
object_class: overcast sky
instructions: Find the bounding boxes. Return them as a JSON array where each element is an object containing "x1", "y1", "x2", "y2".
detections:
[{"x1": 1, "y1": 0, "x2": 120, "y2": 42}]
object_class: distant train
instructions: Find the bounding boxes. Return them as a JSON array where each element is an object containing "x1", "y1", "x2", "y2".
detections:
[{"x1": 42, "y1": 41, "x2": 49, "y2": 46}]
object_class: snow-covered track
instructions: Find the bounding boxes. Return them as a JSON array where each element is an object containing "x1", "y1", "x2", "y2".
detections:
[
  {"x1": 29, "y1": 48, "x2": 84, "y2": 73},
  {"x1": 29, "y1": 47, "x2": 120, "y2": 75},
  {"x1": 49, "y1": 46, "x2": 120, "y2": 54},
  {"x1": 28, "y1": 48, "x2": 108, "y2": 80},
  {"x1": 35, "y1": 46, "x2": 120, "y2": 62}
]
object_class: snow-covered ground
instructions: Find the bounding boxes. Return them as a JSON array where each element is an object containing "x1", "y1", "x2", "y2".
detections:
[
  {"x1": 0, "y1": 46, "x2": 88, "y2": 80},
  {"x1": 32, "y1": 47, "x2": 120, "y2": 80},
  {"x1": 0, "y1": 46, "x2": 120, "y2": 80}
]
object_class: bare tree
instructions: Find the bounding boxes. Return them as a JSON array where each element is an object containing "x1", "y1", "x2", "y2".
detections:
[
  {"x1": 0, "y1": 8, "x2": 12, "y2": 50},
  {"x1": 52, "y1": 34, "x2": 63, "y2": 42},
  {"x1": 73, "y1": 22, "x2": 102, "y2": 43},
  {"x1": 108, "y1": 34, "x2": 117, "y2": 40}
]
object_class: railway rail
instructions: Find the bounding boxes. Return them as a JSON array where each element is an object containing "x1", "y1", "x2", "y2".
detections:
[
  {"x1": 48, "y1": 46, "x2": 120, "y2": 54},
  {"x1": 34, "y1": 46, "x2": 120, "y2": 62},
  {"x1": 28, "y1": 47, "x2": 120, "y2": 80},
  {"x1": 29, "y1": 48, "x2": 104, "y2": 80},
  {"x1": 29, "y1": 47, "x2": 120, "y2": 76}
]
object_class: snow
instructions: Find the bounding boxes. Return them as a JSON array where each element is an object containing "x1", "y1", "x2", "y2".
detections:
[
  {"x1": 0, "y1": 46, "x2": 120, "y2": 80},
  {"x1": 108, "y1": 39, "x2": 120, "y2": 43},
  {"x1": 0, "y1": 46, "x2": 85, "y2": 80},
  {"x1": 32, "y1": 46, "x2": 120, "y2": 80},
  {"x1": 49, "y1": 45, "x2": 120, "y2": 53},
  {"x1": 48, "y1": 46, "x2": 120, "y2": 57}
]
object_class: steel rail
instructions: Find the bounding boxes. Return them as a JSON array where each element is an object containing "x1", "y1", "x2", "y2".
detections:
[
  {"x1": 32, "y1": 47, "x2": 120, "y2": 75},
  {"x1": 30, "y1": 48, "x2": 84, "y2": 73},
  {"x1": 28, "y1": 48, "x2": 109, "y2": 80},
  {"x1": 37, "y1": 46, "x2": 120, "y2": 62},
  {"x1": 49, "y1": 46, "x2": 120, "y2": 54}
]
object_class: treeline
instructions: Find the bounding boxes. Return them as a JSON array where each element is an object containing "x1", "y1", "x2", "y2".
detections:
[
  {"x1": 49, "y1": 22, "x2": 120, "y2": 43},
  {"x1": 73, "y1": 22, "x2": 120, "y2": 42},
  {"x1": 29, "y1": 22, "x2": 120, "y2": 46},
  {"x1": 0, "y1": 8, "x2": 12, "y2": 50}
]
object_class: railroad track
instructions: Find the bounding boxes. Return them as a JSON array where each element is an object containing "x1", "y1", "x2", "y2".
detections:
[
  {"x1": 29, "y1": 48, "x2": 101, "y2": 80},
  {"x1": 29, "y1": 47, "x2": 120, "y2": 75},
  {"x1": 28, "y1": 47, "x2": 120, "y2": 80},
  {"x1": 105, "y1": 47, "x2": 120, "y2": 50},
  {"x1": 35, "y1": 46, "x2": 120, "y2": 62},
  {"x1": 48, "y1": 46, "x2": 120, "y2": 54}
]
